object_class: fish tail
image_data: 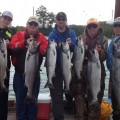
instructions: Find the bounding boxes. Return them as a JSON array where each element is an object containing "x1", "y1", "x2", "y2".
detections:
[
  {"x1": 44, "y1": 81, "x2": 54, "y2": 89},
  {"x1": 24, "y1": 96, "x2": 37, "y2": 104},
  {"x1": 0, "y1": 86, "x2": 8, "y2": 94}
]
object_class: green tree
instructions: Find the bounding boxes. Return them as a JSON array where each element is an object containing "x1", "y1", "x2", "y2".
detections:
[
  {"x1": 101, "y1": 24, "x2": 113, "y2": 38},
  {"x1": 69, "y1": 24, "x2": 85, "y2": 36},
  {"x1": 36, "y1": 5, "x2": 55, "y2": 28},
  {"x1": 9, "y1": 26, "x2": 25, "y2": 35}
]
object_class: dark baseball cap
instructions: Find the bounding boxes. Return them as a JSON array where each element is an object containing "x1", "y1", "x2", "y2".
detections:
[{"x1": 56, "y1": 12, "x2": 67, "y2": 20}]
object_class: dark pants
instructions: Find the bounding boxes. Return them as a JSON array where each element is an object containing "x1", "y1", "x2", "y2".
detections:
[
  {"x1": 110, "y1": 74, "x2": 120, "y2": 120},
  {"x1": 64, "y1": 90, "x2": 75, "y2": 114},
  {"x1": 0, "y1": 70, "x2": 10, "y2": 120},
  {"x1": 49, "y1": 70, "x2": 64, "y2": 120},
  {"x1": 13, "y1": 71, "x2": 40, "y2": 120}
]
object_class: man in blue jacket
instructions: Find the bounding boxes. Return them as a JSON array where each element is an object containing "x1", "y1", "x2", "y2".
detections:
[
  {"x1": 106, "y1": 17, "x2": 120, "y2": 120},
  {"x1": 48, "y1": 12, "x2": 76, "y2": 120}
]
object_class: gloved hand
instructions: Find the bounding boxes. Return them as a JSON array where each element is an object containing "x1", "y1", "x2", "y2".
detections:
[{"x1": 24, "y1": 37, "x2": 33, "y2": 47}]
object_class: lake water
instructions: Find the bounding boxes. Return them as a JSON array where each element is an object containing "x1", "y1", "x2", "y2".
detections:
[{"x1": 8, "y1": 58, "x2": 110, "y2": 100}]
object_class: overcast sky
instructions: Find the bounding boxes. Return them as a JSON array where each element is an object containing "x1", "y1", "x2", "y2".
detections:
[{"x1": 0, "y1": 0, "x2": 115, "y2": 26}]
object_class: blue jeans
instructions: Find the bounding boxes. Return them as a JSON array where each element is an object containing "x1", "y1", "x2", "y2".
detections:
[{"x1": 13, "y1": 71, "x2": 40, "y2": 120}]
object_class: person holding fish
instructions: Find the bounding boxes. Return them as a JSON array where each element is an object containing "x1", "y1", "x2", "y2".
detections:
[
  {"x1": 72, "y1": 18, "x2": 108, "y2": 120},
  {"x1": 106, "y1": 17, "x2": 120, "y2": 120},
  {"x1": 46, "y1": 12, "x2": 76, "y2": 120},
  {"x1": 9, "y1": 16, "x2": 48, "y2": 120},
  {"x1": 47, "y1": 12, "x2": 76, "y2": 120},
  {"x1": 0, "y1": 11, "x2": 13, "y2": 120}
]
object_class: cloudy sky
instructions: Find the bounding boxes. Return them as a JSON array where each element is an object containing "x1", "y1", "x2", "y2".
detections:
[{"x1": 0, "y1": 0, "x2": 115, "y2": 26}]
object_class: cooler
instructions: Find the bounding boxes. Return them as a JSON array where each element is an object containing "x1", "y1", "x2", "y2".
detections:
[{"x1": 36, "y1": 93, "x2": 51, "y2": 120}]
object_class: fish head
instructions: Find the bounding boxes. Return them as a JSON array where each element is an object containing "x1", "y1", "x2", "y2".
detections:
[
  {"x1": 0, "y1": 39, "x2": 5, "y2": 52},
  {"x1": 113, "y1": 42, "x2": 120, "y2": 58},
  {"x1": 29, "y1": 41, "x2": 40, "y2": 54},
  {"x1": 76, "y1": 37, "x2": 84, "y2": 47},
  {"x1": 0, "y1": 39, "x2": 2, "y2": 49},
  {"x1": 76, "y1": 38, "x2": 84, "y2": 54},
  {"x1": 61, "y1": 42, "x2": 69, "y2": 53},
  {"x1": 89, "y1": 49, "x2": 99, "y2": 62},
  {"x1": 48, "y1": 40, "x2": 56, "y2": 49}
]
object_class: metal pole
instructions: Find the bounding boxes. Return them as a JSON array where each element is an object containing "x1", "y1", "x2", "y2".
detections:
[
  {"x1": 33, "y1": 7, "x2": 34, "y2": 16},
  {"x1": 112, "y1": 10, "x2": 114, "y2": 20}
]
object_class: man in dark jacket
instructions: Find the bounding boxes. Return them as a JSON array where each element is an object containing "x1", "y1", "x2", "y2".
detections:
[
  {"x1": 0, "y1": 11, "x2": 13, "y2": 120},
  {"x1": 48, "y1": 12, "x2": 76, "y2": 120},
  {"x1": 71, "y1": 18, "x2": 108, "y2": 120}
]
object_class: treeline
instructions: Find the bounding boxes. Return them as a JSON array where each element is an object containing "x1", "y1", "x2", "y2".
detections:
[{"x1": 9, "y1": 23, "x2": 113, "y2": 38}]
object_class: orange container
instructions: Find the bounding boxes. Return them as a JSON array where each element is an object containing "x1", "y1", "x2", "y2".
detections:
[{"x1": 36, "y1": 93, "x2": 51, "y2": 120}]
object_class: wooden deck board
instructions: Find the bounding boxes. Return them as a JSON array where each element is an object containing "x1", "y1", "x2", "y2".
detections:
[{"x1": 8, "y1": 110, "x2": 76, "y2": 120}]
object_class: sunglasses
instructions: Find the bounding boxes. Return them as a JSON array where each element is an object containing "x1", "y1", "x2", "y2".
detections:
[
  {"x1": 3, "y1": 16, "x2": 12, "y2": 21},
  {"x1": 113, "y1": 24, "x2": 120, "y2": 27},
  {"x1": 29, "y1": 22, "x2": 38, "y2": 27},
  {"x1": 87, "y1": 24, "x2": 98, "y2": 29},
  {"x1": 57, "y1": 18, "x2": 66, "y2": 21}
]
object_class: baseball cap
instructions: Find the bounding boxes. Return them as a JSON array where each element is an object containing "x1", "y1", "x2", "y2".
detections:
[
  {"x1": 56, "y1": 12, "x2": 67, "y2": 20},
  {"x1": 27, "y1": 16, "x2": 39, "y2": 24},
  {"x1": 114, "y1": 17, "x2": 120, "y2": 25},
  {"x1": 87, "y1": 18, "x2": 99, "y2": 25},
  {"x1": 2, "y1": 11, "x2": 13, "y2": 20}
]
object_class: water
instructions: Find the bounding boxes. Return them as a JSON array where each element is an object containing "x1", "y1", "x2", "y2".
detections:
[{"x1": 8, "y1": 59, "x2": 110, "y2": 100}]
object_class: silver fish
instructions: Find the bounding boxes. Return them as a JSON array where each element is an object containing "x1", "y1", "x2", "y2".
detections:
[
  {"x1": 87, "y1": 49, "x2": 101, "y2": 105},
  {"x1": 61, "y1": 42, "x2": 71, "y2": 92},
  {"x1": 44, "y1": 40, "x2": 57, "y2": 89},
  {"x1": 73, "y1": 38, "x2": 85, "y2": 80},
  {"x1": 112, "y1": 42, "x2": 120, "y2": 107},
  {"x1": 25, "y1": 40, "x2": 40, "y2": 103},
  {"x1": 0, "y1": 39, "x2": 8, "y2": 93}
]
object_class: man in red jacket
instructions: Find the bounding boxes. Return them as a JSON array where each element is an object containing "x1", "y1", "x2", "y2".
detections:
[{"x1": 9, "y1": 16, "x2": 48, "y2": 120}]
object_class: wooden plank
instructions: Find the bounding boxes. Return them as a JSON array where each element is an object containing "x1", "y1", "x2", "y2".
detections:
[{"x1": 8, "y1": 110, "x2": 76, "y2": 120}]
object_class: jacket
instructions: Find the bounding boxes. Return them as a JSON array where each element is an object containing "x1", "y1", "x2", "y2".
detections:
[
  {"x1": 83, "y1": 27, "x2": 108, "y2": 62},
  {"x1": 48, "y1": 25, "x2": 76, "y2": 68},
  {"x1": 9, "y1": 29, "x2": 48, "y2": 73},
  {"x1": 106, "y1": 36, "x2": 120, "y2": 72}
]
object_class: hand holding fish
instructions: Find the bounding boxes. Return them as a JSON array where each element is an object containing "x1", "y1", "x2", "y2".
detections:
[
  {"x1": 5, "y1": 39, "x2": 10, "y2": 46},
  {"x1": 95, "y1": 44, "x2": 102, "y2": 52},
  {"x1": 77, "y1": 35, "x2": 83, "y2": 40},
  {"x1": 66, "y1": 38, "x2": 72, "y2": 45},
  {"x1": 24, "y1": 37, "x2": 33, "y2": 47}
]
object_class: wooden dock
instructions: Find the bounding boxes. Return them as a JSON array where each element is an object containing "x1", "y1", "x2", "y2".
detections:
[
  {"x1": 8, "y1": 111, "x2": 76, "y2": 120},
  {"x1": 8, "y1": 100, "x2": 76, "y2": 120},
  {"x1": 7, "y1": 99, "x2": 113, "y2": 120},
  {"x1": 7, "y1": 100, "x2": 76, "y2": 120}
]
